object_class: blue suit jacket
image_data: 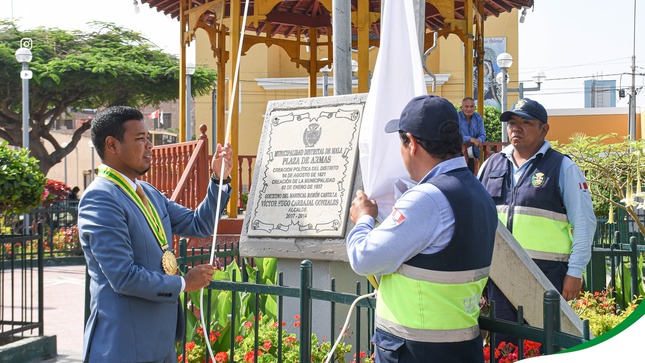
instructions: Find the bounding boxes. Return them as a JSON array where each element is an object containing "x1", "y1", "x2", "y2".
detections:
[{"x1": 78, "y1": 177, "x2": 230, "y2": 362}]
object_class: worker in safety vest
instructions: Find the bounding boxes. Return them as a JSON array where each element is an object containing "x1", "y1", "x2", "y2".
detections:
[
  {"x1": 347, "y1": 95, "x2": 498, "y2": 363},
  {"x1": 478, "y1": 98, "x2": 595, "y2": 342}
]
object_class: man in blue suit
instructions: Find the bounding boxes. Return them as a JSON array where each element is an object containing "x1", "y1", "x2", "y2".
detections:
[{"x1": 78, "y1": 106, "x2": 233, "y2": 362}]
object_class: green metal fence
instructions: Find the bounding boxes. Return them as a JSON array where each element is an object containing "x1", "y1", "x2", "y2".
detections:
[
  {"x1": 0, "y1": 201, "x2": 83, "y2": 263},
  {"x1": 176, "y1": 239, "x2": 590, "y2": 363},
  {"x1": 588, "y1": 210, "x2": 644, "y2": 308},
  {"x1": 0, "y1": 225, "x2": 44, "y2": 339}
]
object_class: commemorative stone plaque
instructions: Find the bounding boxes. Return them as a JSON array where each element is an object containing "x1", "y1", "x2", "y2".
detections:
[
  {"x1": 248, "y1": 97, "x2": 363, "y2": 238},
  {"x1": 241, "y1": 94, "x2": 366, "y2": 260}
]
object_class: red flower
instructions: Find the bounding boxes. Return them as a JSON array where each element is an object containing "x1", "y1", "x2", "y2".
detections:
[
  {"x1": 284, "y1": 336, "x2": 297, "y2": 345},
  {"x1": 177, "y1": 355, "x2": 183, "y2": 362},
  {"x1": 294, "y1": 314, "x2": 300, "y2": 320},
  {"x1": 244, "y1": 321, "x2": 253, "y2": 329},
  {"x1": 263, "y1": 339, "x2": 272, "y2": 351},
  {"x1": 196, "y1": 327, "x2": 204, "y2": 336},
  {"x1": 209, "y1": 331, "x2": 218, "y2": 342},
  {"x1": 244, "y1": 351, "x2": 262, "y2": 363},
  {"x1": 185, "y1": 342, "x2": 195, "y2": 351},
  {"x1": 215, "y1": 351, "x2": 229, "y2": 363},
  {"x1": 294, "y1": 321, "x2": 301, "y2": 328},
  {"x1": 235, "y1": 335, "x2": 244, "y2": 342}
]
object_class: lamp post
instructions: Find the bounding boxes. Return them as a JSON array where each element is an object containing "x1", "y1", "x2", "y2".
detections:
[
  {"x1": 496, "y1": 52, "x2": 513, "y2": 143},
  {"x1": 514, "y1": 71, "x2": 546, "y2": 99},
  {"x1": 15, "y1": 39, "x2": 33, "y2": 235},
  {"x1": 15, "y1": 39, "x2": 33, "y2": 150},
  {"x1": 320, "y1": 58, "x2": 333, "y2": 96},
  {"x1": 186, "y1": 62, "x2": 196, "y2": 141}
]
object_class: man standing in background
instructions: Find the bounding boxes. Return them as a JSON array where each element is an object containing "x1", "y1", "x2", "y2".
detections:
[
  {"x1": 458, "y1": 97, "x2": 486, "y2": 173},
  {"x1": 478, "y1": 98, "x2": 595, "y2": 344}
]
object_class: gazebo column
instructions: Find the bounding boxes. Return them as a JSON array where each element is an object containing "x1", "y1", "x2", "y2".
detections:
[
  {"x1": 179, "y1": 0, "x2": 189, "y2": 142},
  {"x1": 357, "y1": 0, "x2": 370, "y2": 93},
  {"x1": 308, "y1": 28, "x2": 318, "y2": 98},
  {"x1": 463, "y1": 0, "x2": 474, "y2": 98},
  {"x1": 227, "y1": 0, "x2": 241, "y2": 218},
  {"x1": 216, "y1": 26, "x2": 227, "y2": 149},
  {"x1": 333, "y1": 0, "x2": 352, "y2": 95},
  {"x1": 475, "y1": 0, "x2": 485, "y2": 114}
]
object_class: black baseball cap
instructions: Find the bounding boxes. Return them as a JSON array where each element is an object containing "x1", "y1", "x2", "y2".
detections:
[
  {"x1": 384, "y1": 95, "x2": 460, "y2": 141},
  {"x1": 500, "y1": 98, "x2": 548, "y2": 123}
]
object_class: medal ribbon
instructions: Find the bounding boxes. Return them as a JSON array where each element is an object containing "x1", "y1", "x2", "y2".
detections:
[{"x1": 97, "y1": 165, "x2": 169, "y2": 251}]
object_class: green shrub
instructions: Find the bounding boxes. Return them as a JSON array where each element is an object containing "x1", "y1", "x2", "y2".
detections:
[
  {"x1": 570, "y1": 290, "x2": 642, "y2": 337},
  {"x1": 0, "y1": 141, "x2": 46, "y2": 215}
]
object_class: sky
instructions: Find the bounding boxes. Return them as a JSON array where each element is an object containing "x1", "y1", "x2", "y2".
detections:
[
  {"x1": 3, "y1": 0, "x2": 181, "y2": 55},
  {"x1": 3, "y1": 0, "x2": 644, "y2": 110},
  {"x1": 518, "y1": 0, "x2": 645, "y2": 109}
]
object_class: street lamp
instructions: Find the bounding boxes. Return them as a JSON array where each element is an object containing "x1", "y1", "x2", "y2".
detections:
[
  {"x1": 496, "y1": 53, "x2": 513, "y2": 142},
  {"x1": 15, "y1": 39, "x2": 33, "y2": 150},
  {"x1": 186, "y1": 62, "x2": 196, "y2": 141},
  {"x1": 503, "y1": 71, "x2": 546, "y2": 99},
  {"x1": 319, "y1": 58, "x2": 333, "y2": 96}
]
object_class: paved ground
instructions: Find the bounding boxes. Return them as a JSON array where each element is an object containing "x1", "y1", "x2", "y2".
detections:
[{"x1": 34, "y1": 265, "x2": 85, "y2": 362}]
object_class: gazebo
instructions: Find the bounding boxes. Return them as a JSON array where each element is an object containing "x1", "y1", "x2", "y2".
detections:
[{"x1": 140, "y1": 0, "x2": 533, "y2": 217}]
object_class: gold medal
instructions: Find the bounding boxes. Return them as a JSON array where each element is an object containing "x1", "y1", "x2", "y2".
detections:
[{"x1": 162, "y1": 249, "x2": 178, "y2": 275}]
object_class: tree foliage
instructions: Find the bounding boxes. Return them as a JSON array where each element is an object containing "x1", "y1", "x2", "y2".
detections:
[
  {"x1": 553, "y1": 134, "x2": 645, "y2": 236},
  {"x1": 0, "y1": 141, "x2": 46, "y2": 215},
  {"x1": 0, "y1": 21, "x2": 217, "y2": 175}
]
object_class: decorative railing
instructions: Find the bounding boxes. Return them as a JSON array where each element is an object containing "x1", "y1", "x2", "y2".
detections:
[{"x1": 142, "y1": 125, "x2": 210, "y2": 209}]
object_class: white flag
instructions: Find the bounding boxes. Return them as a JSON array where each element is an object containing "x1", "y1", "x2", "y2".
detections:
[
  {"x1": 359, "y1": 0, "x2": 427, "y2": 221},
  {"x1": 159, "y1": 110, "x2": 164, "y2": 125}
]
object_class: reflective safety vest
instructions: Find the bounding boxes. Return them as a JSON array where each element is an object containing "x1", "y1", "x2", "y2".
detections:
[
  {"x1": 376, "y1": 168, "x2": 497, "y2": 343},
  {"x1": 479, "y1": 149, "x2": 572, "y2": 262}
]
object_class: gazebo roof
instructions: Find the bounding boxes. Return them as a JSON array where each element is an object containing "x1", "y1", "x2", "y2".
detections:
[{"x1": 141, "y1": 0, "x2": 534, "y2": 39}]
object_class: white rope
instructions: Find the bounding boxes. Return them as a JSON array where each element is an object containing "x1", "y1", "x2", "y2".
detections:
[
  {"x1": 323, "y1": 291, "x2": 378, "y2": 363},
  {"x1": 200, "y1": 1, "x2": 251, "y2": 362}
]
